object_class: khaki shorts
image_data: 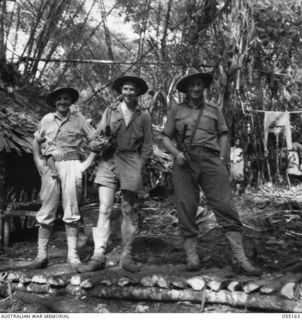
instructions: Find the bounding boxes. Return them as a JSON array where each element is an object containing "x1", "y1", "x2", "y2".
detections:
[{"x1": 94, "y1": 152, "x2": 143, "y2": 193}]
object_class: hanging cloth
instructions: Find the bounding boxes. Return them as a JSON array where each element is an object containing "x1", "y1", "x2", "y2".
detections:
[
  {"x1": 263, "y1": 111, "x2": 292, "y2": 151},
  {"x1": 230, "y1": 146, "x2": 244, "y2": 182},
  {"x1": 287, "y1": 142, "x2": 302, "y2": 176}
]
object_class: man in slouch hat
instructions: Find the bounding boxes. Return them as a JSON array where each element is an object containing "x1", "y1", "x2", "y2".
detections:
[
  {"x1": 30, "y1": 87, "x2": 95, "y2": 269},
  {"x1": 78, "y1": 75, "x2": 153, "y2": 273},
  {"x1": 161, "y1": 68, "x2": 261, "y2": 275}
]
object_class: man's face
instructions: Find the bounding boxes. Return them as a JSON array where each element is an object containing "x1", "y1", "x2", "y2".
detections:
[
  {"x1": 121, "y1": 81, "x2": 139, "y2": 104},
  {"x1": 54, "y1": 92, "x2": 73, "y2": 114},
  {"x1": 187, "y1": 78, "x2": 205, "y2": 100}
]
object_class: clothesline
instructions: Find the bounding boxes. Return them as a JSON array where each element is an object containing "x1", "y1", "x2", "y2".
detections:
[{"x1": 247, "y1": 110, "x2": 302, "y2": 113}]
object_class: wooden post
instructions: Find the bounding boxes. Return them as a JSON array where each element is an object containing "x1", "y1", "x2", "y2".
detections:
[
  {"x1": 0, "y1": 152, "x2": 6, "y2": 250},
  {"x1": 275, "y1": 132, "x2": 280, "y2": 182}
]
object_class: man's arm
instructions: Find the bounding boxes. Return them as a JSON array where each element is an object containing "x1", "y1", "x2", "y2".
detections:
[
  {"x1": 161, "y1": 107, "x2": 187, "y2": 166},
  {"x1": 79, "y1": 152, "x2": 97, "y2": 172},
  {"x1": 88, "y1": 107, "x2": 110, "y2": 152},
  {"x1": 78, "y1": 114, "x2": 97, "y2": 172},
  {"x1": 140, "y1": 112, "x2": 153, "y2": 162},
  {"x1": 218, "y1": 132, "x2": 229, "y2": 162},
  {"x1": 32, "y1": 138, "x2": 47, "y2": 176},
  {"x1": 161, "y1": 135, "x2": 187, "y2": 166}
]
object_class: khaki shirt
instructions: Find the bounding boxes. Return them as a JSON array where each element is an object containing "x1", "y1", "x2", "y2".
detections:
[
  {"x1": 92, "y1": 101, "x2": 153, "y2": 161},
  {"x1": 34, "y1": 111, "x2": 95, "y2": 156},
  {"x1": 162, "y1": 101, "x2": 228, "y2": 152}
]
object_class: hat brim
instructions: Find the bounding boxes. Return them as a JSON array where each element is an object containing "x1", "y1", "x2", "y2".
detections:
[
  {"x1": 46, "y1": 87, "x2": 79, "y2": 107},
  {"x1": 112, "y1": 76, "x2": 148, "y2": 96},
  {"x1": 176, "y1": 73, "x2": 213, "y2": 93}
]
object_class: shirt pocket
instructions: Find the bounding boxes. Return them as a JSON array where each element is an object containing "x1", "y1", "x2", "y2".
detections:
[
  {"x1": 64, "y1": 128, "x2": 80, "y2": 144},
  {"x1": 128, "y1": 127, "x2": 143, "y2": 151},
  {"x1": 175, "y1": 114, "x2": 191, "y2": 133},
  {"x1": 131, "y1": 120, "x2": 144, "y2": 140},
  {"x1": 45, "y1": 127, "x2": 57, "y2": 140},
  {"x1": 199, "y1": 112, "x2": 217, "y2": 133}
]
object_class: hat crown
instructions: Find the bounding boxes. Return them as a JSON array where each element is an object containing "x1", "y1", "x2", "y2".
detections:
[
  {"x1": 176, "y1": 68, "x2": 213, "y2": 92},
  {"x1": 184, "y1": 67, "x2": 201, "y2": 77},
  {"x1": 112, "y1": 75, "x2": 148, "y2": 96},
  {"x1": 46, "y1": 87, "x2": 79, "y2": 107}
]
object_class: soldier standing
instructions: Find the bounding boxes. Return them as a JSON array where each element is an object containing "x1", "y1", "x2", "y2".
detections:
[
  {"x1": 78, "y1": 75, "x2": 153, "y2": 273},
  {"x1": 30, "y1": 87, "x2": 95, "y2": 269},
  {"x1": 161, "y1": 68, "x2": 261, "y2": 275}
]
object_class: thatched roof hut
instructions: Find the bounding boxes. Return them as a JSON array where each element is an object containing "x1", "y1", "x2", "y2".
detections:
[
  {"x1": 0, "y1": 88, "x2": 51, "y2": 208},
  {"x1": 0, "y1": 89, "x2": 52, "y2": 154}
]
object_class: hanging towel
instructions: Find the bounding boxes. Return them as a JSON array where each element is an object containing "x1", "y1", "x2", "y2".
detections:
[
  {"x1": 230, "y1": 146, "x2": 244, "y2": 182},
  {"x1": 287, "y1": 142, "x2": 302, "y2": 176}
]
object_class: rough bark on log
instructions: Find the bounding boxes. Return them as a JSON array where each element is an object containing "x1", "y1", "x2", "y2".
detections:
[
  {"x1": 243, "y1": 277, "x2": 280, "y2": 294},
  {"x1": 151, "y1": 274, "x2": 170, "y2": 288},
  {"x1": 78, "y1": 269, "x2": 125, "y2": 288},
  {"x1": 87, "y1": 285, "x2": 302, "y2": 312},
  {"x1": 47, "y1": 275, "x2": 69, "y2": 287},
  {"x1": 207, "y1": 279, "x2": 226, "y2": 292},
  {"x1": 280, "y1": 282, "x2": 298, "y2": 299},
  {"x1": 186, "y1": 276, "x2": 206, "y2": 290},
  {"x1": 26, "y1": 283, "x2": 49, "y2": 294},
  {"x1": 171, "y1": 278, "x2": 189, "y2": 289},
  {"x1": 227, "y1": 281, "x2": 242, "y2": 292},
  {"x1": 7, "y1": 271, "x2": 22, "y2": 282},
  {"x1": 242, "y1": 282, "x2": 262, "y2": 294},
  {"x1": 32, "y1": 274, "x2": 48, "y2": 284},
  {"x1": 259, "y1": 273, "x2": 302, "y2": 295},
  {"x1": 19, "y1": 274, "x2": 32, "y2": 284}
]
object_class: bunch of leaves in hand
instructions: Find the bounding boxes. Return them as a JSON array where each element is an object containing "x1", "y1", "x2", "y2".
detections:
[{"x1": 90, "y1": 126, "x2": 117, "y2": 155}]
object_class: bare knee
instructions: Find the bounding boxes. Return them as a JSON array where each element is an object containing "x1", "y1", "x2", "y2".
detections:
[
  {"x1": 99, "y1": 203, "x2": 112, "y2": 217},
  {"x1": 121, "y1": 200, "x2": 134, "y2": 216}
]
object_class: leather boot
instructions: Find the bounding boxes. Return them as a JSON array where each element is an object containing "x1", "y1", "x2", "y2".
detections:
[
  {"x1": 27, "y1": 225, "x2": 52, "y2": 269},
  {"x1": 225, "y1": 231, "x2": 261, "y2": 276},
  {"x1": 120, "y1": 212, "x2": 141, "y2": 273},
  {"x1": 66, "y1": 225, "x2": 85, "y2": 269},
  {"x1": 118, "y1": 195, "x2": 141, "y2": 273},
  {"x1": 120, "y1": 244, "x2": 141, "y2": 273},
  {"x1": 184, "y1": 237, "x2": 201, "y2": 271},
  {"x1": 77, "y1": 227, "x2": 107, "y2": 273}
]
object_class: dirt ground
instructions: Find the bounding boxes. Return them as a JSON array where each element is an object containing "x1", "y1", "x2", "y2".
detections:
[{"x1": 0, "y1": 187, "x2": 301, "y2": 313}]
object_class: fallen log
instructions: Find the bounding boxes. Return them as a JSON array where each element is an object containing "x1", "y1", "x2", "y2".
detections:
[
  {"x1": 26, "y1": 283, "x2": 49, "y2": 294},
  {"x1": 87, "y1": 285, "x2": 302, "y2": 312},
  {"x1": 259, "y1": 273, "x2": 302, "y2": 295},
  {"x1": 241, "y1": 278, "x2": 278, "y2": 294},
  {"x1": 15, "y1": 291, "x2": 101, "y2": 313},
  {"x1": 280, "y1": 282, "x2": 299, "y2": 299},
  {"x1": 227, "y1": 281, "x2": 242, "y2": 292},
  {"x1": 186, "y1": 276, "x2": 206, "y2": 291}
]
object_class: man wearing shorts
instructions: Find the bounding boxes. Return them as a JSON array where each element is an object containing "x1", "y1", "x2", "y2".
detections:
[{"x1": 78, "y1": 75, "x2": 153, "y2": 273}]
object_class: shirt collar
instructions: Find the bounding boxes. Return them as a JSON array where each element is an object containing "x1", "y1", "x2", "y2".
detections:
[
  {"x1": 54, "y1": 111, "x2": 70, "y2": 121},
  {"x1": 186, "y1": 99, "x2": 204, "y2": 109},
  {"x1": 112, "y1": 100, "x2": 141, "y2": 113}
]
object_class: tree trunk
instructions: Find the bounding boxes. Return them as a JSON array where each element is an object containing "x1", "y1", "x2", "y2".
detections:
[
  {"x1": 99, "y1": 0, "x2": 114, "y2": 60},
  {"x1": 0, "y1": 0, "x2": 7, "y2": 63}
]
